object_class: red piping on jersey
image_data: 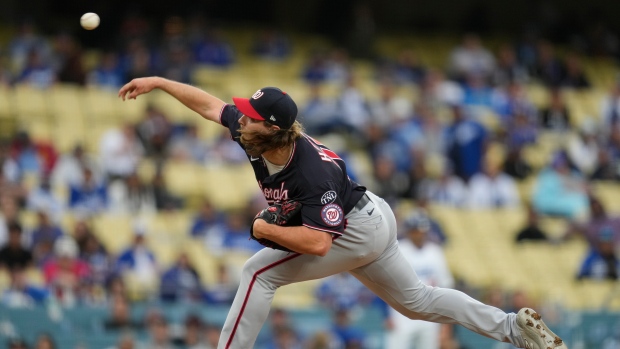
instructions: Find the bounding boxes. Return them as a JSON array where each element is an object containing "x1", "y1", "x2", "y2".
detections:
[
  {"x1": 283, "y1": 141, "x2": 296, "y2": 169},
  {"x1": 302, "y1": 223, "x2": 342, "y2": 236},
  {"x1": 225, "y1": 252, "x2": 301, "y2": 349},
  {"x1": 218, "y1": 104, "x2": 227, "y2": 124}
]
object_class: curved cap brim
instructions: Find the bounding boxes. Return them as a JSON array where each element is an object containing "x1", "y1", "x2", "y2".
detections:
[{"x1": 232, "y1": 97, "x2": 264, "y2": 121}]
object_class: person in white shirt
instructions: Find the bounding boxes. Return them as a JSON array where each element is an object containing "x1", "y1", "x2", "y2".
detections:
[
  {"x1": 386, "y1": 212, "x2": 455, "y2": 349},
  {"x1": 369, "y1": 82, "x2": 413, "y2": 130},
  {"x1": 566, "y1": 119, "x2": 600, "y2": 177},
  {"x1": 99, "y1": 123, "x2": 144, "y2": 181},
  {"x1": 448, "y1": 34, "x2": 496, "y2": 81},
  {"x1": 418, "y1": 160, "x2": 468, "y2": 207},
  {"x1": 467, "y1": 160, "x2": 520, "y2": 209}
]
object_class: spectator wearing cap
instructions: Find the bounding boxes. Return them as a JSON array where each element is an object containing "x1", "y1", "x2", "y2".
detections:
[
  {"x1": 42, "y1": 236, "x2": 90, "y2": 306},
  {"x1": 577, "y1": 227, "x2": 619, "y2": 280},
  {"x1": 0, "y1": 222, "x2": 32, "y2": 271},
  {"x1": 386, "y1": 212, "x2": 454, "y2": 349}
]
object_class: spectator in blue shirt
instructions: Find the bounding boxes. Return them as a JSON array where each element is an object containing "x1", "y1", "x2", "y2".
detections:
[
  {"x1": 221, "y1": 211, "x2": 259, "y2": 254},
  {"x1": 1, "y1": 268, "x2": 49, "y2": 307},
  {"x1": 160, "y1": 253, "x2": 203, "y2": 303},
  {"x1": 115, "y1": 222, "x2": 159, "y2": 297},
  {"x1": 87, "y1": 51, "x2": 125, "y2": 90},
  {"x1": 190, "y1": 199, "x2": 226, "y2": 238},
  {"x1": 445, "y1": 105, "x2": 488, "y2": 182},
  {"x1": 577, "y1": 227, "x2": 619, "y2": 281},
  {"x1": 193, "y1": 28, "x2": 235, "y2": 67},
  {"x1": 29, "y1": 210, "x2": 63, "y2": 266},
  {"x1": 68, "y1": 167, "x2": 108, "y2": 215},
  {"x1": 331, "y1": 308, "x2": 366, "y2": 349}
]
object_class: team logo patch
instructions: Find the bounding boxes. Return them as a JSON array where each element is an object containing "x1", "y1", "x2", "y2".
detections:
[
  {"x1": 320, "y1": 190, "x2": 337, "y2": 205},
  {"x1": 252, "y1": 90, "x2": 264, "y2": 99},
  {"x1": 321, "y1": 203, "x2": 343, "y2": 226}
]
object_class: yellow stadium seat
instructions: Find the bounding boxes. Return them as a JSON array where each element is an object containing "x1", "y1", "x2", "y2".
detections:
[
  {"x1": 25, "y1": 268, "x2": 45, "y2": 287},
  {"x1": 185, "y1": 241, "x2": 219, "y2": 286},
  {"x1": 0, "y1": 86, "x2": 13, "y2": 119},
  {"x1": 0, "y1": 269, "x2": 10, "y2": 291},
  {"x1": 48, "y1": 84, "x2": 85, "y2": 122},
  {"x1": 148, "y1": 89, "x2": 198, "y2": 124},
  {"x1": 201, "y1": 164, "x2": 261, "y2": 211},
  {"x1": 13, "y1": 84, "x2": 49, "y2": 121},
  {"x1": 84, "y1": 86, "x2": 146, "y2": 124},
  {"x1": 147, "y1": 236, "x2": 181, "y2": 268},
  {"x1": 145, "y1": 210, "x2": 192, "y2": 237},
  {"x1": 273, "y1": 280, "x2": 322, "y2": 309},
  {"x1": 90, "y1": 214, "x2": 134, "y2": 255},
  {"x1": 162, "y1": 161, "x2": 204, "y2": 198}
]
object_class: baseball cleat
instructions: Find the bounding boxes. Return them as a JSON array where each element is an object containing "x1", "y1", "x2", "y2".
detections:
[{"x1": 517, "y1": 308, "x2": 568, "y2": 349}]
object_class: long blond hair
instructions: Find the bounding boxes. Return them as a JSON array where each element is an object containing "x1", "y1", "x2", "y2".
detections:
[{"x1": 238, "y1": 121, "x2": 304, "y2": 157}]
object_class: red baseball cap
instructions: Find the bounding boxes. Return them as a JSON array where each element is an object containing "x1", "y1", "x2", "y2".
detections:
[{"x1": 233, "y1": 87, "x2": 298, "y2": 129}]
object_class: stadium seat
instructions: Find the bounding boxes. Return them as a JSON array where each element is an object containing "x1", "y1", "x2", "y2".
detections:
[
  {"x1": 185, "y1": 241, "x2": 219, "y2": 286},
  {"x1": 0, "y1": 86, "x2": 13, "y2": 119},
  {"x1": 161, "y1": 161, "x2": 204, "y2": 199},
  {"x1": 201, "y1": 164, "x2": 261, "y2": 211},
  {"x1": 90, "y1": 214, "x2": 134, "y2": 255},
  {"x1": 13, "y1": 84, "x2": 50, "y2": 122}
]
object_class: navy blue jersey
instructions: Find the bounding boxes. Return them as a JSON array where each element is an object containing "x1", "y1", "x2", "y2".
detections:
[{"x1": 219, "y1": 104, "x2": 366, "y2": 235}]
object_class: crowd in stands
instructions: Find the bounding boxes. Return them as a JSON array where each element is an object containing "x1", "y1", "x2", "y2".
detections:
[{"x1": 1, "y1": 12, "x2": 620, "y2": 349}]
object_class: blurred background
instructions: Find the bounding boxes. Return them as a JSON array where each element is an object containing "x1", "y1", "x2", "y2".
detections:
[{"x1": 0, "y1": 0, "x2": 620, "y2": 348}]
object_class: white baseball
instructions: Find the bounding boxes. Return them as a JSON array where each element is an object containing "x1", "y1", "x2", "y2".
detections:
[{"x1": 80, "y1": 12, "x2": 100, "y2": 30}]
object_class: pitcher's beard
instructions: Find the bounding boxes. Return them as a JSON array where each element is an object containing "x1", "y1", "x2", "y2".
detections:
[{"x1": 239, "y1": 133, "x2": 269, "y2": 157}]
